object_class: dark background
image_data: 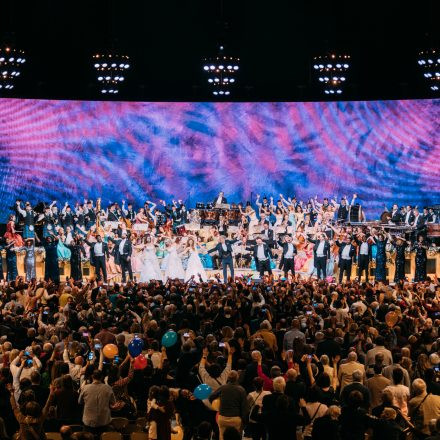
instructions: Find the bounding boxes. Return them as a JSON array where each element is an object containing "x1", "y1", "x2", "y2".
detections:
[{"x1": 1, "y1": 0, "x2": 439, "y2": 102}]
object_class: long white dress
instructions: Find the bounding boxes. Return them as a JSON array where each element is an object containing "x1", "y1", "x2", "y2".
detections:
[
  {"x1": 139, "y1": 244, "x2": 164, "y2": 282},
  {"x1": 184, "y1": 249, "x2": 208, "y2": 282},
  {"x1": 164, "y1": 244, "x2": 186, "y2": 280}
]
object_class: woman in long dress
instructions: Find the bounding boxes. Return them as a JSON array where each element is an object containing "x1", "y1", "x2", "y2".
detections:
[
  {"x1": 183, "y1": 238, "x2": 208, "y2": 282},
  {"x1": 23, "y1": 239, "x2": 36, "y2": 281},
  {"x1": 372, "y1": 230, "x2": 390, "y2": 282},
  {"x1": 4, "y1": 215, "x2": 24, "y2": 247},
  {"x1": 106, "y1": 240, "x2": 121, "y2": 281},
  {"x1": 413, "y1": 235, "x2": 428, "y2": 282},
  {"x1": 56, "y1": 228, "x2": 72, "y2": 262},
  {"x1": 393, "y1": 236, "x2": 408, "y2": 283},
  {"x1": 163, "y1": 238, "x2": 185, "y2": 280},
  {"x1": 139, "y1": 235, "x2": 163, "y2": 282}
]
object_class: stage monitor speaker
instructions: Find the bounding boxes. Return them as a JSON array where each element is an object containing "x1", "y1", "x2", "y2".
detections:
[
  {"x1": 427, "y1": 259, "x2": 436, "y2": 273},
  {"x1": 82, "y1": 267, "x2": 90, "y2": 276}
]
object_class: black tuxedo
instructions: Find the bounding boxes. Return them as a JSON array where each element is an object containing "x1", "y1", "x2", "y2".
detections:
[
  {"x1": 412, "y1": 215, "x2": 425, "y2": 229},
  {"x1": 278, "y1": 242, "x2": 297, "y2": 276},
  {"x1": 107, "y1": 210, "x2": 119, "y2": 222},
  {"x1": 109, "y1": 237, "x2": 133, "y2": 282},
  {"x1": 390, "y1": 210, "x2": 402, "y2": 223},
  {"x1": 252, "y1": 244, "x2": 273, "y2": 276},
  {"x1": 209, "y1": 240, "x2": 236, "y2": 282},
  {"x1": 355, "y1": 239, "x2": 373, "y2": 280},
  {"x1": 261, "y1": 228, "x2": 275, "y2": 248},
  {"x1": 85, "y1": 240, "x2": 109, "y2": 282},
  {"x1": 336, "y1": 241, "x2": 356, "y2": 282},
  {"x1": 308, "y1": 237, "x2": 331, "y2": 279},
  {"x1": 403, "y1": 211, "x2": 415, "y2": 225}
]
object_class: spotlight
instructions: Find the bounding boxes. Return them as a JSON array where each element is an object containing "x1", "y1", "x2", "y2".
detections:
[
  {"x1": 312, "y1": 52, "x2": 351, "y2": 96},
  {"x1": 0, "y1": 44, "x2": 26, "y2": 92},
  {"x1": 202, "y1": 45, "x2": 240, "y2": 97},
  {"x1": 92, "y1": 52, "x2": 131, "y2": 95},
  {"x1": 417, "y1": 49, "x2": 440, "y2": 93}
]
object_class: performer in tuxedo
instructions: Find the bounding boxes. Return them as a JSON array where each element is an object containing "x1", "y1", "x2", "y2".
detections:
[
  {"x1": 218, "y1": 215, "x2": 229, "y2": 236},
  {"x1": 16, "y1": 201, "x2": 37, "y2": 240},
  {"x1": 261, "y1": 222, "x2": 275, "y2": 247},
  {"x1": 208, "y1": 235, "x2": 236, "y2": 282},
  {"x1": 252, "y1": 237, "x2": 273, "y2": 277},
  {"x1": 122, "y1": 201, "x2": 137, "y2": 224},
  {"x1": 109, "y1": 232, "x2": 133, "y2": 283},
  {"x1": 213, "y1": 191, "x2": 227, "y2": 206},
  {"x1": 107, "y1": 203, "x2": 119, "y2": 222},
  {"x1": 61, "y1": 203, "x2": 75, "y2": 229},
  {"x1": 84, "y1": 200, "x2": 96, "y2": 230},
  {"x1": 402, "y1": 206, "x2": 415, "y2": 225},
  {"x1": 278, "y1": 235, "x2": 297, "y2": 278},
  {"x1": 387, "y1": 203, "x2": 402, "y2": 224},
  {"x1": 355, "y1": 233, "x2": 372, "y2": 281},
  {"x1": 85, "y1": 234, "x2": 109, "y2": 283},
  {"x1": 335, "y1": 236, "x2": 356, "y2": 283},
  {"x1": 307, "y1": 233, "x2": 331, "y2": 279},
  {"x1": 411, "y1": 208, "x2": 426, "y2": 241}
]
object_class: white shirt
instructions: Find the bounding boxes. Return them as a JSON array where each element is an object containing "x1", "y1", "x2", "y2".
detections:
[
  {"x1": 215, "y1": 196, "x2": 223, "y2": 206},
  {"x1": 285, "y1": 243, "x2": 294, "y2": 258},
  {"x1": 360, "y1": 242, "x2": 369, "y2": 255},
  {"x1": 257, "y1": 244, "x2": 266, "y2": 260},
  {"x1": 341, "y1": 244, "x2": 352, "y2": 260},
  {"x1": 119, "y1": 239, "x2": 127, "y2": 255},
  {"x1": 94, "y1": 242, "x2": 104, "y2": 256},
  {"x1": 316, "y1": 241, "x2": 325, "y2": 257},
  {"x1": 222, "y1": 243, "x2": 227, "y2": 252}
]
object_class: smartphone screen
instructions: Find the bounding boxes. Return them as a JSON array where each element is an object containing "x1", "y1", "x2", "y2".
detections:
[
  {"x1": 83, "y1": 332, "x2": 89, "y2": 337},
  {"x1": 94, "y1": 344, "x2": 102, "y2": 350},
  {"x1": 219, "y1": 342, "x2": 225, "y2": 348},
  {"x1": 88, "y1": 352, "x2": 94, "y2": 360}
]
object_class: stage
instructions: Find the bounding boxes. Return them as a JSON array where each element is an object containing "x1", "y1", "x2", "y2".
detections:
[{"x1": 2, "y1": 250, "x2": 439, "y2": 284}]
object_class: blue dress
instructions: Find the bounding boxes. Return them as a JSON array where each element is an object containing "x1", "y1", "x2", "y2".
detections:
[
  {"x1": 57, "y1": 240, "x2": 72, "y2": 261},
  {"x1": 375, "y1": 239, "x2": 388, "y2": 281},
  {"x1": 198, "y1": 248, "x2": 213, "y2": 269}
]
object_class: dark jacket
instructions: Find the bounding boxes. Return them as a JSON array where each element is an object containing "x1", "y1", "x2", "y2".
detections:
[
  {"x1": 209, "y1": 383, "x2": 249, "y2": 421},
  {"x1": 252, "y1": 244, "x2": 273, "y2": 264},
  {"x1": 84, "y1": 240, "x2": 109, "y2": 266},
  {"x1": 308, "y1": 237, "x2": 331, "y2": 260},
  {"x1": 109, "y1": 237, "x2": 132, "y2": 265}
]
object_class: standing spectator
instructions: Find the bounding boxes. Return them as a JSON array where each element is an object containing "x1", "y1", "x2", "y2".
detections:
[
  {"x1": 209, "y1": 371, "x2": 249, "y2": 440},
  {"x1": 78, "y1": 369, "x2": 115, "y2": 435},
  {"x1": 367, "y1": 364, "x2": 391, "y2": 409},
  {"x1": 338, "y1": 352, "x2": 365, "y2": 390},
  {"x1": 409, "y1": 379, "x2": 440, "y2": 438}
]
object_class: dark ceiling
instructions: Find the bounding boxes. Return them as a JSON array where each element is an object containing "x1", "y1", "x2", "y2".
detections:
[{"x1": 1, "y1": 0, "x2": 439, "y2": 101}]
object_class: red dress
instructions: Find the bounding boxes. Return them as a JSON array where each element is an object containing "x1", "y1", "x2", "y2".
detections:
[{"x1": 4, "y1": 221, "x2": 24, "y2": 247}]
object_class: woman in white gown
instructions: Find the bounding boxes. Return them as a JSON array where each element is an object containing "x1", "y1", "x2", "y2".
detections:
[
  {"x1": 183, "y1": 238, "x2": 208, "y2": 282},
  {"x1": 163, "y1": 238, "x2": 186, "y2": 280},
  {"x1": 139, "y1": 236, "x2": 164, "y2": 282}
]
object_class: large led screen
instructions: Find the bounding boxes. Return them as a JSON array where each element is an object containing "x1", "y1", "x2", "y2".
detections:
[{"x1": 0, "y1": 98, "x2": 439, "y2": 221}]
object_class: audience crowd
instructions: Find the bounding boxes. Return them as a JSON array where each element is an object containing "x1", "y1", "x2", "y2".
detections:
[{"x1": 1, "y1": 274, "x2": 440, "y2": 440}]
